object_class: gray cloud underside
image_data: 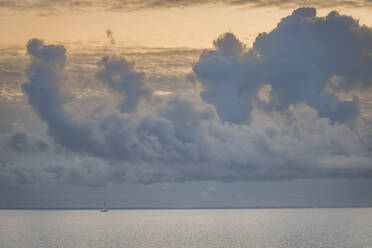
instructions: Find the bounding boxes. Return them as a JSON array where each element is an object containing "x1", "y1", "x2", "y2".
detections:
[
  {"x1": 194, "y1": 8, "x2": 372, "y2": 125},
  {"x1": 1, "y1": 0, "x2": 372, "y2": 13},
  {"x1": 1, "y1": 8, "x2": 372, "y2": 187}
]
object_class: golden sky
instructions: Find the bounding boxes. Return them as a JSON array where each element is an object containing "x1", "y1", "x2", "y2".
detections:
[{"x1": 1, "y1": 5, "x2": 372, "y2": 48}]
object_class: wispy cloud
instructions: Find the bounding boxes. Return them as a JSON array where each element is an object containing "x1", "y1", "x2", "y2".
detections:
[{"x1": 1, "y1": 0, "x2": 372, "y2": 14}]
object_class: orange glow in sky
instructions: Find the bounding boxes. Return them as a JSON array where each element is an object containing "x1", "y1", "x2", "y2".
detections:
[{"x1": 1, "y1": 6, "x2": 372, "y2": 48}]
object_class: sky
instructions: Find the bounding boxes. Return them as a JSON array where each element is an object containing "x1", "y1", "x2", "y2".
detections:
[{"x1": 1, "y1": 0, "x2": 372, "y2": 208}]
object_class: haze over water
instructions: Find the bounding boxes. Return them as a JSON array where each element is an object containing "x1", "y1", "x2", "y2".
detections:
[{"x1": 1, "y1": 209, "x2": 372, "y2": 248}]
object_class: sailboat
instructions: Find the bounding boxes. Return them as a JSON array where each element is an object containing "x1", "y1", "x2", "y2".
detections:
[{"x1": 100, "y1": 203, "x2": 108, "y2": 212}]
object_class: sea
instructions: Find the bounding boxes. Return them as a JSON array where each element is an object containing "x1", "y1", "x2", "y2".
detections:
[{"x1": 1, "y1": 208, "x2": 372, "y2": 248}]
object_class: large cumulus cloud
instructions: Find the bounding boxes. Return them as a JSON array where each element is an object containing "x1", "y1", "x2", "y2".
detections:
[
  {"x1": 193, "y1": 7, "x2": 372, "y2": 125},
  {"x1": 7, "y1": 8, "x2": 372, "y2": 187}
]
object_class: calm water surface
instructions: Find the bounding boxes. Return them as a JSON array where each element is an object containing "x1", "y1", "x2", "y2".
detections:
[{"x1": 1, "y1": 209, "x2": 372, "y2": 248}]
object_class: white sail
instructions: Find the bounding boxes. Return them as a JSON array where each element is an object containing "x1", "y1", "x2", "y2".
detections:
[{"x1": 100, "y1": 203, "x2": 108, "y2": 212}]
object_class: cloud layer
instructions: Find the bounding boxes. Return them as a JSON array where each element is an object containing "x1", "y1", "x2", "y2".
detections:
[
  {"x1": 1, "y1": 8, "x2": 372, "y2": 187},
  {"x1": 1, "y1": 0, "x2": 372, "y2": 13}
]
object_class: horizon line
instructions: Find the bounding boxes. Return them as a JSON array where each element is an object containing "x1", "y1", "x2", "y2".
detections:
[{"x1": 1, "y1": 206, "x2": 372, "y2": 210}]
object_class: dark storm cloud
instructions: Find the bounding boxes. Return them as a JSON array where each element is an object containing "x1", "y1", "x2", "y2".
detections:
[
  {"x1": 16, "y1": 9, "x2": 372, "y2": 187},
  {"x1": 1, "y1": 0, "x2": 372, "y2": 13},
  {"x1": 193, "y1": 7, "x2": 372, "y2": 124}
]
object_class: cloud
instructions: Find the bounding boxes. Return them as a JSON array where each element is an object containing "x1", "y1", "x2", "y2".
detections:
[
  {"x1": 193, "y1": 32, "x2": 257, "y2": 124},
  {"x1": 193, "y1": 7, "x2": 372, "y2": 125},
  {"x1": 96, "y1": 55, "x2": 151, "y2": 113},
  {"x1": 0, "y1": 8, "x2": 370, "y2": 188},
  {"x1": 16, "y1": 6, "x2": 372, "y2": 187},
  {"x1": 22, "y1": 38, "x2": 103, "y2": 155},
  {"x1": 6, "y1": 132, "x2": 48, "y2": 153},
  {"x1": 132, "y1": 0, "x2": 372, "y2": 10},
  {"x1": 106, "y1": 29, "x2": 115, "y2": 45},
  {"x1": 2, "y1": 0, "x2": 372, "y2": 13}
]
